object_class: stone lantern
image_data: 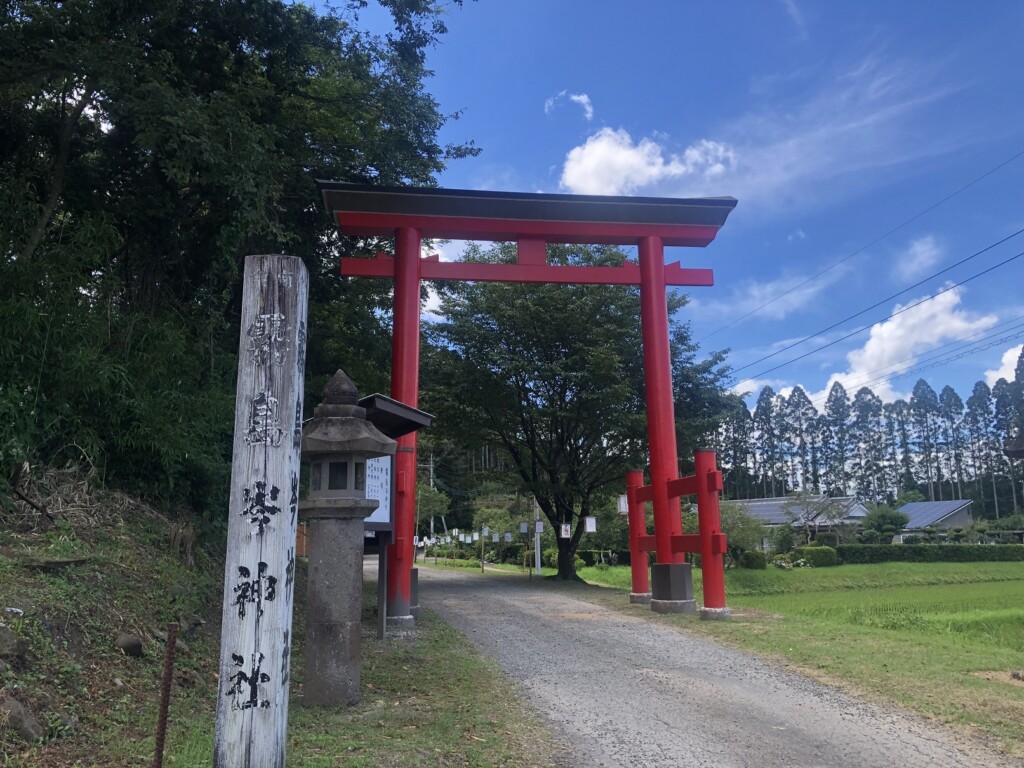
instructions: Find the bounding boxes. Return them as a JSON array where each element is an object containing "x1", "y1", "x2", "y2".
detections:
[{"x1": 300, "y1": 370, "x2": 395, "y2": 707}]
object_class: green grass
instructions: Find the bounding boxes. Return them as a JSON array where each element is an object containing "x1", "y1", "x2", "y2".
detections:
[
  {"x1": 580, "y1": 560, "x2": 1024, "y2": 756},
  {"x1": 1, "y1": 470, "x2": 563, "y2": 767},
  {"x1": 286, "y1": 609, "x2": 557, "y2": 768},
  {"x1": 145, "y1": 605, "x2": 560, "y2": 768}
]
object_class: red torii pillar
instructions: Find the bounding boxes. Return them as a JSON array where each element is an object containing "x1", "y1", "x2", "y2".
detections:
[
  {"x1": 319, "y1": 183, "x2": 737, "y2": 623},
  {"x1": 389, "y1": 227, "x2": 422, "y2": 623}
]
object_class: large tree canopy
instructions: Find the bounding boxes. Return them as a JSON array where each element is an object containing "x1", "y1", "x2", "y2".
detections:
[
  {"x1": 422, "y1": 243, "x2": 730, "y2": 579},
  {"x1": 0, "y1": 0, "x2": 474, "y2": 521}
]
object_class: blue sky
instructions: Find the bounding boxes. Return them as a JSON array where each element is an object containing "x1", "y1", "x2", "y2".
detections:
[{"x1": 356, "y1": 1, "x2": 1024, "y2": 409}]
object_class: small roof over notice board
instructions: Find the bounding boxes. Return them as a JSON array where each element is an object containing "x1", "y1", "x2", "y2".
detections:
[{"x1": 358, "y1": 393, "x2": 433, "y2": 439}]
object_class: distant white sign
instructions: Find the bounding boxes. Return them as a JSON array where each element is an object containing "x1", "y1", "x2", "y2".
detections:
[
  {"x1": 560, "y1": 524, "x2": 571, "y2": 539},
  {"x1": 504, "y1": 532, "x2": 512, "y2": 543},
  {"x1": 535, "y1": 521, "x2": 544, "y2": 534},
  {"x1": 364, "y1": 456, "x2": 392, "y2": 530},
  {"x1": 585, "y1": 516, "x2": 597, "y2": 533},
  {"x1": 492, "y1": 533, "x2": 499, "y2": 543}
]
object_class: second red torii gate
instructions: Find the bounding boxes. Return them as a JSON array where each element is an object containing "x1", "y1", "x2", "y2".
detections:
[{"x1": 319, "y1": 182, "x2": 737, "y2": 619}]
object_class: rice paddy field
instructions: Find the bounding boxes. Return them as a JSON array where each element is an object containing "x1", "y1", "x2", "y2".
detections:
[{"x1": 580, "y1": 560, "x2": 1024, "y2": 755}]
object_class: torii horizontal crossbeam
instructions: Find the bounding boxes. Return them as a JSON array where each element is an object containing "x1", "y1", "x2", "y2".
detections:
[{"x1": 343, "y1": 253, "x2": 714, "y2": 286}]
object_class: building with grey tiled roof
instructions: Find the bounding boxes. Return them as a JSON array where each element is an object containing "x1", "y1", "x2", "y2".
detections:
[
  {"x1": 734, "y1": 496, "x2": 870, "y2": 528},
  {"x1": 897, "y1": 500, "x2": 973, "y2": 530}
]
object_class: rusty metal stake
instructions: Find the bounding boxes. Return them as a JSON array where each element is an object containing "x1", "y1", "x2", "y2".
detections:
[{"x1": 152, "y1": 621, "x2": 179, "y2": 768}]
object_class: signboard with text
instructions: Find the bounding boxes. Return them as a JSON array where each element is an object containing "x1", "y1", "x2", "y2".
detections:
[{"x1": 364, "y1": 456, "x2": 393, "y2": 531}]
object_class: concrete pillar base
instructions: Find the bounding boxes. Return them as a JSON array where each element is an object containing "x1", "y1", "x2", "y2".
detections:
[
  {"x1": 629, "y1": 592, "x2": 652, "y2": 604},
  {"x1": 387, "y1": 614, "x2": 415, "y2": 629},
  {"x1": 386, "y1": 591, "x2": 411, "y2": 621},
  {"x1": 650, "y1": 562, "x2": 694, "y2": 602},
  {"x1": 409, "y1": 567, "x2": 419, "y2": 617},
  {"x1": 650, "y1": 598, "x2": 697, "y2": 614},
  {"x1": 700, "y1": 607, "x2": 732, "y2": 621}
]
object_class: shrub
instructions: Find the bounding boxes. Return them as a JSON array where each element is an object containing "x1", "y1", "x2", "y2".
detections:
[
  {"x1": 814, "y1": 531, "x2": 839, "y2": 548},
  {"x1": 543, "y1": 547, "x2": 559, "y2": 569},
  {"x1": 793, "y1": 545, "x2": 837, "y2": 567},
  {"x1": 502, "y1": 543, "x2": 526, "y2": 564},
  {"x1": 739, "y1": 550, "x2": 767, "y2": 569},
  {"x1": 773, "y1": 525, "x2": 795, "y2": 553},
  {"x1": 836, "y1": 543, "x2": 1024, "y2": 564}
]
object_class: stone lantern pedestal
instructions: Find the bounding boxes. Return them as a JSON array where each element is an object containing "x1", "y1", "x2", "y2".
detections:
[{"x1": 300, "y1": 371, "x2": 395, "y2": 707}]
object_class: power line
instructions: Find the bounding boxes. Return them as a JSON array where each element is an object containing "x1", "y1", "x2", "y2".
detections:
[
  {"x1": 806, "y1": 322, "x2": 1024, "y2": 408},
  {"x1": 734, "y1": 247, "x2": 1024, "y2": 387},
  {"x1": 698, "y1": 147, "x2": 1024, "y2": 343},
  {"x1": 730, "y1": 228, "x2": 1024, "y2": 378},
  {"x1": 806, "y1": 314, "x2": 1024, "y2": 398}
]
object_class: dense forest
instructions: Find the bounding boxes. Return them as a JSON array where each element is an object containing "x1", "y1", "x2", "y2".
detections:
[
  {"x1": 715, "y1": 359, "x2": 1024, "y2": 519},
  {"x1": 0, "y1": 0, "x2": 476, "y2": 533}
]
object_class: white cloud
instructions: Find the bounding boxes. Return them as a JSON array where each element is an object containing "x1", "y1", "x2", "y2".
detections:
[
  {"x1": 810, "y1": 286, "x2": 997, "y2": 403},
  {"x1": 985, "y1": 344, "x2": 1023, "y2": 386},
  {"x1": 787, "y1": 229, "x2": 807, "y2": 242},
  {"x1": 780, "y1": 0, "x2": 808, "y2": 38},
  {"x1": 893, "y1": 235, "x2": 942, "y2": 281},
  {"x1": 731, "y1": 378, "x2": 791, "y2": 399},
  {"x1": 544, "y1": 90, "x2": 594, "y2": 121},
  {"x1": 568, "y1": 93, "x2": 593, "y2": 121},
  {"x1": 558, "y1": 51, "x2": 953, "y2": 208},
  {"x1": 423, "y1": 240, "x2": 470, "y2": 262},
  {"x1": 560, "y1": 128, "x2": 736, "y2": 196},
  {"x1": 692, "y1": 264, "x2": 847, "y2": 322}
]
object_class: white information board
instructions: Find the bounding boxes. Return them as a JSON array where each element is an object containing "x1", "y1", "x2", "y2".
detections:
[{"x1": 364, "y1": 455, "x2": 393, "y2": 530}]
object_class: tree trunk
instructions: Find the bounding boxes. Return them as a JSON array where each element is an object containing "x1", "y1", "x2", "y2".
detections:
[
  {"x1": 992, "y1": 474, "x2": 1000, "y2": 519},
  {"x1": 556, "y1": 539, "x2": 577, "y2": 580}
]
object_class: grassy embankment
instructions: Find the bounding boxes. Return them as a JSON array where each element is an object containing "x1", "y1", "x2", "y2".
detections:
[
  {"x1": 578, "y1": 559, "x2": 1024, "y2": 755},
  {"x1": 0, "y1": 469, "x2": 560, "y2": 767}
]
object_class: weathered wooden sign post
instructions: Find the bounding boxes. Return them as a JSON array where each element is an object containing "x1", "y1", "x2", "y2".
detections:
[{"x1": 214, "y1": 254, "x2": 308, "y2": 768}]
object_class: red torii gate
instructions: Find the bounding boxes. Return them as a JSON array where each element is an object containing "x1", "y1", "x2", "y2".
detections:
[{"x1": 319, "y1": 183, "x2": 737, "y2": 620}]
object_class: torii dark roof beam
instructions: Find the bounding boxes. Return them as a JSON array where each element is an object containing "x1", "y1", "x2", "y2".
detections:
[{"x1": 319, "y1": 183, "x2": 737, "y2": 286}]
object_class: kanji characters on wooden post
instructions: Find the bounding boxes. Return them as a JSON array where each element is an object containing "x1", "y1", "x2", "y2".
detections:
[{"x1": 214, "y1": 255, "x2": 308, "y2": 768}]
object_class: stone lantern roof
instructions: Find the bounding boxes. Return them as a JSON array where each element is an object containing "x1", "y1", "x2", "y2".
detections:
[{"x1": 301, "y1": 370, "x2": 396, "y2": 459}]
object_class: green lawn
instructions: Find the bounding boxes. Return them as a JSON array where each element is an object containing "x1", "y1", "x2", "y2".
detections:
[{"x1": 580, "y1": 560, "x2": 1024, "y2": 756}]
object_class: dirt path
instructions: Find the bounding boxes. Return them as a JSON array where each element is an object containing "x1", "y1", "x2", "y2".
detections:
[{"x1": 417, "y1": 566, "x2": 1019, "y2": 768}]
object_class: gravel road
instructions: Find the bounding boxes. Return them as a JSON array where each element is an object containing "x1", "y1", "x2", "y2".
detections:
[{"x1": 417, "y1": 566, "x2": 1019, "y2": 768}]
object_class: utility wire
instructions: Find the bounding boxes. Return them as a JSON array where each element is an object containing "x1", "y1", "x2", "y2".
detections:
[
  {"x1": 844, "y1": 329, "x2": 1024, "y2": 396},
  {"x1": 806, "y1": 320, "x2": 1024, "y2": 408},
  {"x1": 698, "y1": 147, "x2": 1024, "y2": 343},
  {"x1": 805, "y1": 314, "x2": 1024, "y2": 398},
  {"x1": 731, "y1": 227, "x2": 1024, "y2": 377},
  {"x1": 735, "y1": 247, "x2": 1024, "y2": 388}
]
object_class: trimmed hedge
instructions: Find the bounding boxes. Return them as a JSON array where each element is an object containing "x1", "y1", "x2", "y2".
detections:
[
  {"x1": 836, "y1": 543, "x2": 1024, "y2": 564},
  {"x1": 813, "y1": 531, "x2": 839, "y2": 548},
  {"x1": 793, "y1": 545, "x2": 838, "y2": 567},
  {"x1": 577, "y1": 549, "x2": 631, "y2": 566},
  {"x1": 739, "y1": 550, "x2": 768, "y2": 569}
]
